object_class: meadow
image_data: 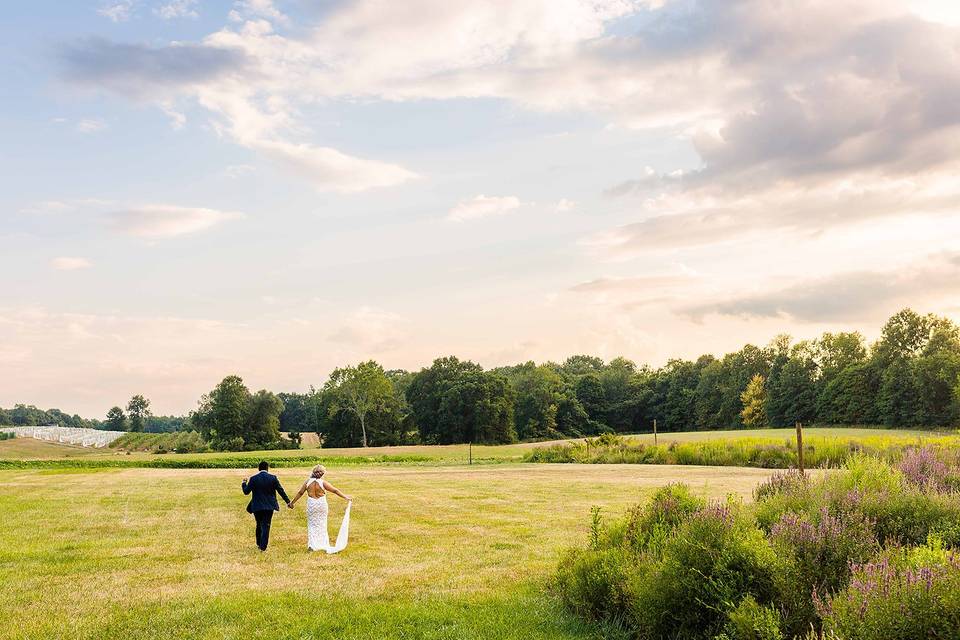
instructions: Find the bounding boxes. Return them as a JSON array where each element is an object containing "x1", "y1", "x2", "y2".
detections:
[
  {"x1": 1, "y1": 427, "x2": 953, "y2": 639},
  {"x1": 0, "y1": 462, "x2": 776, "y2": 640}
]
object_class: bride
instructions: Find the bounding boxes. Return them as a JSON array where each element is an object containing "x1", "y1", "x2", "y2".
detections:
[{"x1": 289, "y1": 465, "x2": 352, "y2": 552}]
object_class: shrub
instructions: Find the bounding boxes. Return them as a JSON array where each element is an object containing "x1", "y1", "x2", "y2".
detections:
[
  {"x1": 625, "y1": 502, "x2": 781, "y2": 639},
  {"x1": 818, "y1": 551, "x2": 960, "y2": 640},
  {"x1": 770, "y1": 508, "x2": 877, "y2": 636},
  {"x1": 716, "y1": 595, "x2": 783, "y2": 640}
]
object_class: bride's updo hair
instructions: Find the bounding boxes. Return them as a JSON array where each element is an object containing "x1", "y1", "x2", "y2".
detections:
[{"x1": 311, "y1": 464, "x2": 326, "y2": 479}]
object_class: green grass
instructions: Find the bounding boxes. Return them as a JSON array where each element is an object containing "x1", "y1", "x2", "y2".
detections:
[
  {"x1": 525, "y1": 429, "x2": 960, "y2": 468},
  {"x1": 4, "y1": 427, "x2": 951, "y2": 469},
  {"x1": 0, "y1": 463, "x2": 778, "y2": 639}
]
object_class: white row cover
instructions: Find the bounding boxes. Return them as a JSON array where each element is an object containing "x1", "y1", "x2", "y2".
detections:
[{"x1": 0, "y1": 425, "x2": 125, "y2": 448}]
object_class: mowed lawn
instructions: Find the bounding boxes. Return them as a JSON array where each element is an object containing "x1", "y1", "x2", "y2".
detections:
[{"x1": 0, "y1": 463, "x2": 779, "y2": 640}]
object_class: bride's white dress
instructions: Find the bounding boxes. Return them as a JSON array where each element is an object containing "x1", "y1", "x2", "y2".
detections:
[{"x1": 306, "y1": 477, "x2": 351, "y2": 554}]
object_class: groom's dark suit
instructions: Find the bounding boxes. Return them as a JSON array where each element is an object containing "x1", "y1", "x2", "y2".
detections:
[{"x1": 242, "y1": 470, "x2": 291, "y2": 551}]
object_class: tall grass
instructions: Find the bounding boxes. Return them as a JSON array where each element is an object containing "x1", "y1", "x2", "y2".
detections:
[
  {"x1": 524, "y1": 432, "x2": 960, "y2": 469},
  {"x1": 111, "y1": 431, "x2": 209, "y2": 453},
  {"x1": 0, "y1": 453, "x2": 437, "y2": 470}
]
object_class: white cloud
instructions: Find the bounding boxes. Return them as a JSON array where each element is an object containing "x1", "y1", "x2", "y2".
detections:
[
  {"x1": 222, "y1": 163, "x2": 255, "y2": 178},
  {"x1": 154, "y1": 0, "x2": 198, "y2": 20},
  {"x1": 19, "y1": 200, "x2": 76, "y2": 215},
  {"x1": 76, "y1": 118, "x2": 107, "y2": 133},
  {"x1": 447, "y1": 195, "x2": 522, "y2": 222},
  {"x1": 160, "y1": 102, "x2": 187, "y2": 129},
  {"x1": 251, "y1": 139, "x2": 417, "y2": 193},
  {"x1": 107, "y1": 205, "x2": 243, "y2": 238},
  {"x1": 554, "y1": 198, "x2": 576, "y2": 212},
  {"x1": 229, "y1": 0, "x2": 288, "y2": 25},
  {"x1": 51, "y1": 257, "x2": 93, "y2": 271},
  {"x1": 98, "y1": 1, "x2": 135, "y2": 22},
  {"x1": 327, "y1": 307, "x2": 410, "y2": 352}
]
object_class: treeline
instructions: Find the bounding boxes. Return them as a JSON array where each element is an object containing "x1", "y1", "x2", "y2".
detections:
[
  {"x1": 7, "y1": 308, "x2": 960, "y2": 451},
  {"x1": 279, "y1": 308, "x2": 960, "y2": 448},
  {"x1": 0, "y1": 405, "x2": 93, "y2": 428}
]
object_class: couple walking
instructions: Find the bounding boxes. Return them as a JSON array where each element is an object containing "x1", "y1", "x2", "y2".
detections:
[{"x1": 242, "y1": 461, "x2": 352, "y2": 553}]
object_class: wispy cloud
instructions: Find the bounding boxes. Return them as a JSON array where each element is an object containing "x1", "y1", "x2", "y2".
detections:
[
  {"x1": 76, "y1": 118, "x2": 107, "y2": 133},
  {"x1": 50, "y1": 257, "x2": 93, "y2": 271},
  {"x1": 154, "y1": 0, "x2": 198, "y2": 20},
  {"x1": 97, "y1": 0, "x2": 135, "y2": 23},
  {"x1": 683, "y1": 252, "x2": 960, "y2": 323},
  {"x1": 107, "y1": 205, "x2": 243, "y2": 238},
  {"x1": 447, "y1": 195, "x2": 522, "y2": 222}
]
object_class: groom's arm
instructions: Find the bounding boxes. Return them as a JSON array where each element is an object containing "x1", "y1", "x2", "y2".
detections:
[
  {"x1": 275, "y1": 478, "x2": 291, "y2": 505},
  {"x1": 242, "y1": 477, "x2": 253, "y2": 495}
]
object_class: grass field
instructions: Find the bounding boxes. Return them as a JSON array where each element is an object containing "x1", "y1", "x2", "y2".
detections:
[
  {"x1": 0, "y1": 463, "x2": 781, "y2": 640},
  {"x1": 0, "y1": 437, "x2": 105, "y2": 459},
  {"x1": 2, "y1": 427, "x2": 950, "y2": 466}
]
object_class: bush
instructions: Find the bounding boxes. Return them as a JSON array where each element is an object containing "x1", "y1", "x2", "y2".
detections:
[
  {"x1": 770, "y1": 508, "x2": 877, "y2": 636},
  {"x1": 716, "y1": 595, "x2": 783, "y2": 640},
  {"x1": 625, "y1": 502, "x2": 780, "y2": 639},
  {"x1": 818, "y1": 551, "x2": 960, "y2": 640},
  {"x1": 556, "y1": 453, "x2": 960, "y2": 640}
]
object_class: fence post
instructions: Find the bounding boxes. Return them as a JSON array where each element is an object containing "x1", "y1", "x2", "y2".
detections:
[
  {"x1": 585, "y1": 438, "x2": 590, "y2": 458},
  {"x1": 653, "y1": 419, "x2": 658, "y2": 446},
  {"x1": 469, "y1": 441, "x2": 472, "y2": 465},
  {"x1": 796, "y1": 421, "x2": 804, "y2": 476}
]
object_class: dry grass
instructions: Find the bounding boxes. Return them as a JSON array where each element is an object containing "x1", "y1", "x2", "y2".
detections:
[
  {"x1": 0, "y1": 438, "x2": 104, "y2": 459},
  {"x1": 0, "y1": 463, "x2": 779, "y2": 639}
]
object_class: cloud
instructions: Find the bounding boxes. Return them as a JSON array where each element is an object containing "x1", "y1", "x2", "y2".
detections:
[
  {"x1": 570, "y1": 275, "x2": 691, "y2": 294},
  {"x1": 251, "y1": 139, "x2": 417, "y2": 193},
  {"x1": 76, "y1": 118, "x2": 107, "y2": 133},
  {"x1": 154, "y1": 0, "x2": 198, "y2": 20},
  {"x1": 19, "y1": 200, "x2": 76, "y2": 215},
  {"x1": 59, "y1": 38, "x2": 246, "y2": 99},
  {"x1": 107, "y1": 205, "x2": 243, "y2": 238},
  {"x1": 588, "y1": 172, "x2": 960, "y2": 255},
  {"x1": 229, "y1": 0, "x2": 288, "y2": 25},
  {"x1": 554, "y1": 198, "x2": 576, "y2": 212},
  {"x1": 684, "y1": 252, "x2": 960, "y2": 323},
  {"x1": 327, "y1": 307, "x2": 409, "y2": 352},
  {"x1": 51, "y1": 257, "x2": 93, "y2": 271},
  {"x1": 98, "y1": 1, "x2": 135, "y2": 23},
  {"x1": 447, "y1": 195, "x2": 522, "y2": 222}
]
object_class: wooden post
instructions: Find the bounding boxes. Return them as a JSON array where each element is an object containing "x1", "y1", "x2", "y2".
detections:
[
  {"x1": 796, "y1": 421, "x2": 804, "y2": 476},
  {"x1": 585, "y1": 438, "x2": 590, "y2": 458},
  {"x1": 469, "y1": 441, "x2": 473, "y2": 465},
  {"x1": 653, "y1": 419, "x2": 658, "y2": 446}
]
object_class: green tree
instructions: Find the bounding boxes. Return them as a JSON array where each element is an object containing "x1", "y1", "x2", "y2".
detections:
[
  {"x1": 324, "y1": 361, "x2": 395, "y2": 447},
  {"x1": 878, "y1": 358, "x2": 920, "y2": 427},
  {"x1": 766, "y1": 341, "x2": 817, "y2": 427},
  {"x1": 245, "y1": 390, "x2": 284, "y2": 449},
  {"x1": 740, "y1": 374, "x2": 767, "y2": 428},
  {"x1": 406, "y1": 356, "x2": 516, "y2": 444},
  {"x1": 126, "y1": 395, "x2": 151, "y2": 432},
  {"x1": 192, "y1": 375, "x2": 252, "y2": 450},
  {"x1": 105, "y1": 406, "x2": 127, "y2": 431}
]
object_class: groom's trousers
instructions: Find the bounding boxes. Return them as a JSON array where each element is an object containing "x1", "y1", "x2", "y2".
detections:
[{"x1": 253, "y1": 509, "x2": 274, "y2": 551}]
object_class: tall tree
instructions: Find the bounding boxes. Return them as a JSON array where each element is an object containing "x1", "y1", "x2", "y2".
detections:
[
  {"x1": 105, "y1": 406, "x2": 127, "y2": 431},
  {"x1": 245, "y1": 390, "x2": 284, "y2": 448},
  {"x1": 192, "y1": 375, "x2": 252, "y2": 450},
  {"x1": 324, "y1": 361, "x2": 395, "y2": 447},
  {"x1": 740, "y1": 374, "x2": 767, "y2": 429},
  {"x1": 126, "y1": 395, "x2": 151, "y2": 433},
  {"x1": 406, "y1": 356, "x2": 516, "y2": 444}
]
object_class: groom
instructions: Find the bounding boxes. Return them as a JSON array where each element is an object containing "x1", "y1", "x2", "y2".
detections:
[{"x1": 242, "y1": 460, "x2": 292, "y2": 551}]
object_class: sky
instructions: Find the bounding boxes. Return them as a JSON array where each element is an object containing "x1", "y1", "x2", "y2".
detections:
[{"x1": 3, "y1": 0, "x2": 960, "y2": 417}]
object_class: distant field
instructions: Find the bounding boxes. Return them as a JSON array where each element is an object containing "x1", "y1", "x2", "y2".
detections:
[
  {"x1": 0, "y1": 438, "x2": 105, "y2": 459},
  {"x1": 1, "y1": 427, "x2": 952, "y2": 467},
  {"x1": 0, "y1": 463, "x2": 780, "y2": 640}
]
